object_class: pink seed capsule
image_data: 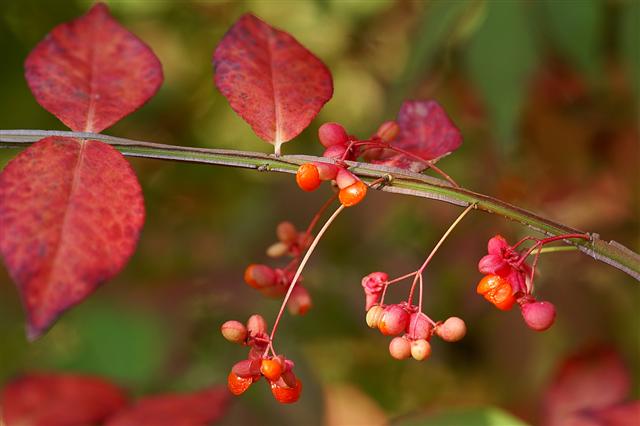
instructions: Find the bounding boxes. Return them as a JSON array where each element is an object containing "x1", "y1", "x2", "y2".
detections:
[
  {"x1": 389, "y1": 337, "x2": 411, "y2": 360},
  {"x1": 378, "y1": 304, "x2": 409, "y2": 336},
  {"x1": 318, "y1": 122, "x2": 348, "y2": 148},
  {"x1": 410, "y1": 339, "x2": 432, "y2": 361},
  {"x1": 276, "y1": 221, "x2": 297, "y2": 244},
  {"x1": 365, "y1": 305, "x2": 385, "y2": 328},
  {"x1": 323, "y1": 144, "x2": 350, "y2": 160},
  {"x1": 288, "y1": 286, "x2": 312, "y2": 316},
  {"x1": 375, "y1": 121, "x2": 400, "y2": 142},
  {"x1": 520, "y1": 300, "x2": 556, "y2": 331},
  {"x1": 406, "y1": 312, "x2": 433, "y2": 340},
  {"x1": 221, "y1": 320, "x2": 247, "y2": 344},
  {"x1": 246, "y1": 314, "x2": 267, "y2": 336},
  {"x1": 244, "y1": 264, "x2": 277, "y2": 289},
  {"x1": 312, "y1": 161, "x2": 340, "y2": 181},
  {"x1": 435, "y1": 317, "x2": 467, "y2": 342},
  {"x1": 335, "y1": 168, "x2": 358, "y2": 189}
]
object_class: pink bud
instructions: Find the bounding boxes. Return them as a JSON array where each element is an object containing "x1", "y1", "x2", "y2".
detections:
[
  {"x1": 336, "y1": 168, "x2": 358, "y2": 189},
  {"x1": 379, "y1": 305, "x2": 409, "y2": 336},
  {"x1": 276, "y1": 221, "x2": 297, "y2": 244},
  {"x1": 436, "y1": 317, "x2": 467, "y2": 342},
  {"x1": 247, "y1": 314, "x2": 267, "y2": 336},
  {"x1": 221, "y1": 320, "x2": 247, "y2": 344},
  {"x1": 389, "y1": 337, "x2": 411, "y2": 360},
  {"x1": 244, "y1": 264, "x2": 277, "y2": 289},
  {"x1": 312, "y1": 162, "x2": 340, "y2": 181},
  {"x1": 288, "y1": 286, "x2": 312, "y2": 315},
  {"x1": 410, "y1": 339, "x2": 432, "y2": 361},
  {"x1": 521, "y1": 300, "x2": 556, "y2": 331},
  {"x1": 318, "y1": 122, "x2": 348, "y2": 148},
  {"x1": 487, "y1": 235, "x2": 509, "y2": 255},
  {"x1": 407, "y1": 312, "x2": 433, "y2": 340},
  {"x1": 375, "y1": 121, "x2": 400, "y2": 142}
]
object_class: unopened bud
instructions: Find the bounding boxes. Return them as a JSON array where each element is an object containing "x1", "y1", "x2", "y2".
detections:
[{"x1": 221, "y1": 320, "x2": 247, "y2": 344}]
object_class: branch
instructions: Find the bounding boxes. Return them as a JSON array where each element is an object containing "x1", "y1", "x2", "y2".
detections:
[{"x1": 1, "y1": 129, "x2": 638, "y2": 281}]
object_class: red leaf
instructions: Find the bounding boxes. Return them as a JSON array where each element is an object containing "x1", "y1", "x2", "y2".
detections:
[
  {"x1": 1, "y1": 373, "x2": 128, "y2": 426},
  {"x1": 371, "y1": 100, "x2": 462, "y2": 172},
  {"x1": 0, "y1": 136, "x2": 145, "y2": 339},
  {"x1": 542, "y1": 347, "x2": 632, "y2": 426},
  {"x1": 213, "y1": 14, "x2": 333, "y2": 155},
  {"x1": 24, "y1": 3, "x2": 163, "y2": 133},
  {"x1": 105, "y1": 387, "x2": 230, "y2": 426}
]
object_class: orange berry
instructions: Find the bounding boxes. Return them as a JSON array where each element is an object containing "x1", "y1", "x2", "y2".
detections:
[
  {"x1": 477, "y1": 275, "x2": 515, "y2": 310},
  {"x1": 227, "y1": 371, "x2": 253, "y2": 396},
  {"x1": 260, "y1": 359, "x2": 284, "y2": 381},
  {"x1": 339, "y1": 181, "x2": 367, "y2": 207},
  {"x1": 244, "y1": 264, "x2": 276, "y2": 289},
  {"x1": 271, "y1": 378, "x2": 302, "y2": 404},
  {"x1": 488, "y1": 283, "x2": 515, "y2": 311},
  {"x1": 476, "y1": 274, "x2": 505, "y2": 295},
  {"x1": 296, "y1": 163, "x2": 321, "y2": 192}
]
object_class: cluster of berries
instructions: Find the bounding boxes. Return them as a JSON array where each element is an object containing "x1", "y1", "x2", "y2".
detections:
[
  {"x1": 476, "y1": 235, "x2": 559, "y2": 331},
  {"x1": 221, "y1": 314, "x2": 302, "y2": 403},
  {"x1": 243, "y1": 221, "x2": 312, "y2": 315},
  {"x1": 362, "y1": 272, "x2": 466, "y2": 361},
  {"x1": 295, "y1": 121, "x2": 400, "y2": 206}
]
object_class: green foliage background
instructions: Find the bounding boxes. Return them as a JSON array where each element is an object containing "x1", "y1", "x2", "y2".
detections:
[{"x1": 0, "y1": 0, "x2": 638, "y2": 424}]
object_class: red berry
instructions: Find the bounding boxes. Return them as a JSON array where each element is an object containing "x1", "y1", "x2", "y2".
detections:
[
  {"x1": 378, "y1": 304, "x2": 409, "y2": 336},
  {"x1": 296, "y1": 163, "x2": 321, "y2": 192},
  {"x1": 318, "y1": 122, "x2": 348, "y2": 148},
  {"x1": 227, "y1": 371, "x2": 253, "y2": 396},
  {"x1": 271, "y1": 378, "x2": 302, "y2": 404},
  {"x1": 520, "y1": 300, "x2": 556, "y2": 331},
  {"x1": 339, "y1": 181, "x2": 368, "y2": 207},
  {"x1": 244, "y1": 264, "x2": 276, "y2": 289},
  {"x1": 261, "y1": 359, "x2": 284, "y2": 381},
  {"x1": 410, "y1": 339, "x2": 432, "y2": 361},
  {"x1": 436, "y1": 317, "x2": 466, "y2": 342},
  {"x1": 221, "y1": 320, "x2": 247, "y2": 344}
]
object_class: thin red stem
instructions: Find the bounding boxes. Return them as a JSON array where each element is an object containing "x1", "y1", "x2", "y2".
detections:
[{"x1": 266, "y1": 205, "x2": 345, "y2": 355}]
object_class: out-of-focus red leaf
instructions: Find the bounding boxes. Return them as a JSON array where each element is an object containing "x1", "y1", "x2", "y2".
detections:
[
  {"x1": 105, "y1": 387, "x2": 230, "y2": 426},
  {"x1": 0, "y1": 373, "x2": 127, "y2": 426},
  {"x1": 24, "y1": 3, "x2": 162, "y2": 133},
  {"x1": 592, "y1": 401, "x2": 640, "y2": 425},
  {"x1": 371, "y1": 100, "x2": 462, "y2": 172},
  {"x1": 542, "y1": 347, "x2": 632, "y2": 426},
  {"x1": 0, "y1": 136, "x2": 145, "y2": 339},
  {"x1": 213, "y1": 14, "x2": 333, "y2": 154}
]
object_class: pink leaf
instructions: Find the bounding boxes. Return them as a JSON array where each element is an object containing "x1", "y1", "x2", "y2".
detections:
[
  {"x1": 371, "y1": 100, "x2": 462, "y2": 172},
  {"x1": 1, "y1": 373, "x2": 128, "y2": 426},
  {"x1": 542, "y1": 347, "x2": 632, "y2": 426},
  {"x1": 105, "y1": 387, "x2": 230, "y2": 426},
  {"x1": 0, "y1": 137, "x2": 145, "y2": 339},
  {"x1": 25, "y1": 3, "x2": 163, "y2": 133},
  {"x1": 213, "y1": 14, "x2": 333, "y2": 154}
]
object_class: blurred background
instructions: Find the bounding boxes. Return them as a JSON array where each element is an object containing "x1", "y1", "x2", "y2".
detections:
[{"x1": 0, "y1": 0, "x2": 638, "y2": 424}]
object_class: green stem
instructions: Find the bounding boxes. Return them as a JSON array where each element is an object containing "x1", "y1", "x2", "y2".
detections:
[{"x1": 1, "y1": 129, "x2": 638, "y2": 281}]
